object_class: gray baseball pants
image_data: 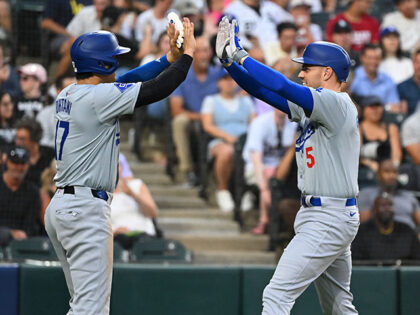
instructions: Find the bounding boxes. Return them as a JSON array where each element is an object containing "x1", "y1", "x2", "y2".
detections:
[
  {"x1": 45, "y1": 187, "x2": 113, "y2": 315},
  {"x1": 262, "y1": 197, "x2": 360, "y2": 315}
]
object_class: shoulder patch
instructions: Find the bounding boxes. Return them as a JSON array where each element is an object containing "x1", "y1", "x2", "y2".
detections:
[
  {"x1": 315, "y1": 87, "x2": 323, "y2": 93},
  {"x1": 114, "y1": 83, "x2": 134, "y2": 93}
]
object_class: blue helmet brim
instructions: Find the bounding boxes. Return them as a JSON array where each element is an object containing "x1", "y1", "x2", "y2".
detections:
[{"x1": 114, "y1": 46, "x2": 131, "y2": 56}]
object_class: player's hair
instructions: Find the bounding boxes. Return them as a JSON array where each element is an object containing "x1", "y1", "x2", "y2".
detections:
[
  {"x1": 75, "y1": 72, "x2": 94, "y2": 80},
  {"x1": 276, "y1": 22, "x2": 298, "y2": 37},
  {"x1": 15, "y1": 117, "x2": 43, "y2": 143},
  {"x1": 360, "y1": 43, "x2": 381, "y2": 56},
  {"x1": 55, "y1": 75, "x2": 73, "y2": 90}
]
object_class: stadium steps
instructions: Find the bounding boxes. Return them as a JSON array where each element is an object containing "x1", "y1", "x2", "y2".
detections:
[{"x1": 119, "y1": 123, "x2": 276, "y2": 265}]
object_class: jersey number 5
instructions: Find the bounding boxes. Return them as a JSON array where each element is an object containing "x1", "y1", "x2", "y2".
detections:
[
  {"x1": 306, "y1": 147, "x2": 315, "y2": 168},
  {"x1": 55, "y1": 120, "x2": 69, "y2": 161}
]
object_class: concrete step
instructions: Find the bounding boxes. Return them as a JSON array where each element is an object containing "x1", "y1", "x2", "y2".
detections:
[
  {"x1": 159, "y1": 209, "x2": 231, "y2": 220},
  {"x1": 154, "y1": 195, "x2": 208, "y2": 209},
  {"x1": 140, "y1": 173, "x2": 173, "y2": 186},
  {"x1": 159, "y1": 217, "x2": 239, "y2": 234},
  {"x1": 129, "y1": 163, "x2": 165, "y2": 176},
  {"x1": 149, "y1": 185, "x2": 200, "y2": 198},
  {"x1": 170, "y1": 234, "x2": 269, "y2": 251},
  {"x1": 193, "y1": 250, "x2": 277, "y2": 265}
]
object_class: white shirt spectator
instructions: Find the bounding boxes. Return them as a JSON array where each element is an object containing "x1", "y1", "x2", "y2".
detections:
[
  {"x1": 381, "y1": 10, "x2": 420, "y2": 53},
  {"x1": 379, "y1": 56, "x2": 414, "y2": 84},
  {"x1": 401, "y1": 111, "x2": 420, "y2": 148},
  {"x1": 120, "y1": 12, "x2": 137, "y2": 40},
  {"x1": 135, "y1": 9, "x2": 168, "y2": 44},
  {"x1": 66, "y1": 5, "x2": 101, "y2": 38},
  {"x1": 36, "y1": 104, "x2": 55, "y2": 148},
  {"x1": 260, "y1": 1, "x2": 294, "y2": 44}
]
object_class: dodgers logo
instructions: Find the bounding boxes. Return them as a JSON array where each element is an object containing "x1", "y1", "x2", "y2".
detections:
[
  {"x1": 114, "y1": 83, "x2": 133, "y2": 93},
  {"x1": 295, "y1": 122, "x2": 315, "y2": 152}
]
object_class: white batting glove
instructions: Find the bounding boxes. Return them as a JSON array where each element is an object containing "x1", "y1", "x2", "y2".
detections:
[
  {"x1": 216, "y1": 16, "x2": 231, "y2": 61},
  {"x1": 167, "y1": 12, "x2": 184, "y2": 48},
  {"x1": 229, "y1": 20, "x2": 249, "y2": 65}
]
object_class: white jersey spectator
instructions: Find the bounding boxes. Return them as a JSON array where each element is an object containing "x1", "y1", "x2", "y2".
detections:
[
  {"x1": 67, "y1": 0, "x2": 110, "y2": 37},
  {"x1": 260, "y1": 0, "x2": 294, "y2": 44},
  {"x1": 401, "y1": 110, "x2": 420, "y2": 165}
]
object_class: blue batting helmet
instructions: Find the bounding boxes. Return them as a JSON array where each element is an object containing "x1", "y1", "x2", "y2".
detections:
[
  {"x1": 292, "y1": 41, "x2": 351, "y2": 82},
  {"x1": 70, "y1": 31, "x2": 130, "y2": 75}
]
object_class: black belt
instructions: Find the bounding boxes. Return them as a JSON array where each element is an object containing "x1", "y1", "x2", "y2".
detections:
[{"x1": 58, "y1": 186, "x2": 109, "y2": 202}]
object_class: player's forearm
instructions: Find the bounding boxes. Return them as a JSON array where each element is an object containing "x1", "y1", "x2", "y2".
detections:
[
  {"x1": 117, "y1": 55, "x2": 171, "y2": 83},
  {"x1": 135, "y1": 54, "x2": 192, "y2": 107},
  {"x1": 242, "y1": 57, "x2": 314, "y2": 113},
  {"x1": 226, "y1": 62, "x2": 291, "y2": 115}
]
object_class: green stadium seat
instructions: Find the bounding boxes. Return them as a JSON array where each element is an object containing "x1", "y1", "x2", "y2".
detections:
[
  {"x1": 9, "y1": 237, "x2": 57, "y2": 261},
  {"x1": 131, "y1": 238, "x2": 192, "y2": 263}
]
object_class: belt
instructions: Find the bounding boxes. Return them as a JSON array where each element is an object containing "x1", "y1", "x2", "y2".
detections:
[
  {"x1": 301, "y1": 196, "x2": 356, "y2": 207},
  {"x1": 58, "y1": 186, "x2": 109, "y2": 202}
]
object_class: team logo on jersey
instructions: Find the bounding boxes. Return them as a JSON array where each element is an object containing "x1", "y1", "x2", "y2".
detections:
[
  {"x1": 114, "y1": 83, "x2": 133, "y2": 93},
  {"x1": 295, "y1": 122, "x2": 315, "y2": 152}
]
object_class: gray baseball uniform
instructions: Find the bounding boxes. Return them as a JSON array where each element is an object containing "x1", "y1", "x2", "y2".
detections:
[
  {"x1": 262, "y1": 88, "x2": 360, "y2": 315},
  {"x1": 44, "y1": 82, "x2": 140, "y2": 314}
]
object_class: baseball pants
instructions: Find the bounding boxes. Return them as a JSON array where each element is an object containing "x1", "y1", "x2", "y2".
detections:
[
  {"x1": 262, "y1": 197, "x2": 360, "y2": 315},
  {"x1": 45, "y1": 187, "x2": 113, "y2": 315}
]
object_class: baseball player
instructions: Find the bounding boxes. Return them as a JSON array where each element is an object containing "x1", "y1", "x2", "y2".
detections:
[
  {"x1": 216, "y1": 17, "x2": 360, "y2": 314},
  {"x1": 44, "y1": 20, "x2": 196, "y2": 314}
]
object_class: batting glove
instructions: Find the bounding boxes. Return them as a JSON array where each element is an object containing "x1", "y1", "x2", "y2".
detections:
[
  {"x1": 230, "y1": 20, "x2": 249, "y2": 65},
  {"x1": 216, "y1": 16, "x2": 231, "y2": 61}
]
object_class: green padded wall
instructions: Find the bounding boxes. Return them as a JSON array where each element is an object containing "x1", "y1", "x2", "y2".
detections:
[
  {"x1": 111, "y1": 264, "x2": 241, "y2": 315},
  {"x1": 400, "y1": 267, "x2": 420, "y2": 315}
]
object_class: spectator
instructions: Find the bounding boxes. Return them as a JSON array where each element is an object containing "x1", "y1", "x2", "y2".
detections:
[
  {"x1": 379, "y1": 27, "x2": 413, "y2": 85},
  {"x1": 358, "y1": 96, "x2": 402, "y2": 173},
  {"x1": 401, "y1": 109, "x2": 420, "y2": 165},
  {"x1": 351, "y1": 44, "x2": 401, "y2": 112},
  {"x1": 289, "y1": 0, "x2": 322, "y2": 48},
  {"x1": 170, "y1": 36, "x2": 222, "y2": 186},
  {"x1": 0, "y1": 44, "x2": 20, "y2": 98},
  {"x1": 330, "y1": 19, "x2": 359, "y2": 67},
  {"x1": 201, "y1": 72, "x2": 255, "y2": 212},
  {"x1": 176, "y1": 0, "x2": 205, "y2": 37},
  {"x1": 0, "y1": 0, "x2": 11, "y2": 40},
  {"x1": 40, "y1": 160, "x2": 56, "y2": 226},
  {"x1": 381, "y1": 0, "x2": 420, "y2": 54},
  {"x1": 135, "y1": 0, "x2": 173, "y2": 46},
  {"x1": 36, "y1": 75, "x2": 75, "y2": 149},
  {"x1": 111, "y1": 155, "x2": 159, "y2": 249},
  {"x1": 398, "y1": 48, "x2": 420, "y2": 115},
  {"x1": 260, "y1": 0, "x2": 294, "y2": 44},
  {"x1": 41, "y1": 0, "x2": 92, "y2": 64},
  {"x1": 114, "y1": 0, "x2": 144, "y2": 41},
  {"x1": 326, "y1": 0, "x2": 379, "y2": 52},
  {"x1": 352, "y1": 193, "x2": 420, "y2": 261},
  {"x1": 263, "y1": 22, "x2": 298, "y2": 67},
  {"x1": 0, "y1": 146, "x2": 41, "y2": 247},
  {"x1": 358, "y1": 159, "x2": 420, "y2": 230},
  {"x1": 224, "y1": 0, "x2": 276, "y2": 49},
  {"x1": 242, "y1": 110, "x2": 296, "y2": 233},
  {"x1": 15, "y1": 118, "x2": 54, "y2": 187},
  {"x1": 16, "y1": 63, "x2": 47, "y2": 119},
  {"x1": 0, "y1": 91, "x2": 15, "y2": 150}
]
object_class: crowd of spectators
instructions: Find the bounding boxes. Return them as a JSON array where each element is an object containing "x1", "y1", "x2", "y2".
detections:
[{"x1": 0, "y1": 0, "x2": 420, "y2": 264}]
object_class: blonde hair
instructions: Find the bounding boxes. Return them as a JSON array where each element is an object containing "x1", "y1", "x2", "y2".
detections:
[{"x1": 41, "y1": 159, "x2": 56, "y2": 193}]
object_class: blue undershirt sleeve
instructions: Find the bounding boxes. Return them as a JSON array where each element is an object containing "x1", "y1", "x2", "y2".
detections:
[
  {"x1": 242, "y1": 57, "x2": 314, "y2": 115},
  {"x1": 226, "y1": 62, "x2": 290, "y2": 115},
  {"x1": 116, "y1": 55, "x2": 171, "y2": 83}
]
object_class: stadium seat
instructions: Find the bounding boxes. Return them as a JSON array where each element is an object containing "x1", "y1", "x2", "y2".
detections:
[
  {"x1": 113, "y1": 241, "x2": 130, "y2": 263},
  {"x1": 8, "y1": 237, "x2": 57, "y2": 261},
  {"x1": 131, "y1": 238, "x2": 192, "y2": 263}
]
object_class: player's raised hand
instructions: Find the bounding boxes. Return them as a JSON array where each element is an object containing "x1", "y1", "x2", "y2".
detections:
[
  {"x1": 166, "y1": 22, "x2": 183, "y2": 63},
  {"x1": 216, "y1": 16, "x2": 231, "y2": 61},
  {"x1": 182, "y1": 18, "x2": 196, "y2": 57}
]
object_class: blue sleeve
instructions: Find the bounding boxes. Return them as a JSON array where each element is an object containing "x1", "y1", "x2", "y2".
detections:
[
  {"x1": 116, "y1": 55, "x2": 170, "y2": 83},
  {"x1": 226, "y1": 62, "x2": 290, "y2": 115},
  {"x1": 242, "y1": 57, "x2": 314, "y2": 114}
]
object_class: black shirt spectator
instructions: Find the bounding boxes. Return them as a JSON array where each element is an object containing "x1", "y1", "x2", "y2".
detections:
[
  {"x1": 43, "y1": 0, "x2": 92, "y2": 29},
  {"x1": 352, "y1": 193, "x2": 420, "y2": 261},
  {"x1": 0, "y1": 146, "x2": 41, "y2": 247},
  {"x1": 0, "y1": 91, "x2": 16, "y2": 151}
]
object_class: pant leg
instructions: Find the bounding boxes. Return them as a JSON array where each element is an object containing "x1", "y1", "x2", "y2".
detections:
[
  {"x1": 51, "y1": 192, "x2": 113, "y2": 315},
  {"x1": 172, "y1": 113, "x2": 192, "y2": 173},
  {"x1": 314, "y1": 247, "x2": 358, "y2": 315},
  {"x1": 262, "y1": 207, "x2": 358, "y2": 315}
]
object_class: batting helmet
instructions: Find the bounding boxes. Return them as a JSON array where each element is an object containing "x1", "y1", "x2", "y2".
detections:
[
  {"x1": 292, "y1": 41, "x2": 351, "y2": 82},
  {"x1": 70, "y1": 31, "x2": 130, "y2": 75}
]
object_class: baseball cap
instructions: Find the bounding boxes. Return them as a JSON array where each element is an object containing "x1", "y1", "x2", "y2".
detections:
[
  {"x1": 333, "y1": 20, "x2": 352, "y2": 34},
  {"x1": 360, "y1": 95, "x2": 383, "y2": 108},
  {"x1": 175, "y1": 0, "x2": 200, "y2": 16},
  {"x1": 18, "y1": 63, "x2": 47, "y2": 84},
  {"x1": 6, "y1": 146, "x2": 30, "y2": 164},
  {"x1": 289, "y1": 0, "x2": 312, "y2": 9},
  {"x1": 380, "y1": 26, "x2": 400, "y2": 39}
]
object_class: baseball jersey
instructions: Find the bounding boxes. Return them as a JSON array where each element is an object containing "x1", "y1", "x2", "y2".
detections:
[
  {"x1": 54, "y1": 82, "x2": 141, "y2": 192},
  {"x1": 288, "y1": 88, "x2": 360, "y2": 198}
]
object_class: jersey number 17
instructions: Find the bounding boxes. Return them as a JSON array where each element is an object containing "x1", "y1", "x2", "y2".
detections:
[{"x1": 55, "y1": 120, "x2": 69, "y2": 161}]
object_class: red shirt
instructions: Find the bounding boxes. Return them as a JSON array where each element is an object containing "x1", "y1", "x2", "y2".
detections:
[{"x1": 327, "y1": 13, "x2": 379, "y2": 51}]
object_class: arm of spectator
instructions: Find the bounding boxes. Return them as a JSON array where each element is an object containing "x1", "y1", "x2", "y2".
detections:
[
  {"x1": 10, "y1": 229, "x2": 27, "y2": 240},
  {"x1": 323, "y1": 0, "x2": 336, "y2": 12},
  {"x1": 275, "y1": 137, "x2": 296, "y2": 180},
  {"x1": 41, "y1": 18, "x2": 72, "y2": 36},
  {"x1": 359, "y1": 210, "x2": 372, "y2": 222},
  {"x1": 136, "y1": 23, "x2": 154, "y2": 61},
  {"x1": 201, "y1": 113, "x2": 238, "y2": 144},
  {"x1": 132, "y1": 1, "x2": 151, "y2": 12},
  {"x1": 405, "y1": 143, "x2": 420, "y2": 165},
  {"x1": 389, "y1": 123, "x2": 402, "y2": 166},
  {"x1": 170, "y1": 96, "x2": 201, "y2": 120},
  {"x1": 251, "y1": 151, "x2": 268, "y2": 191}
]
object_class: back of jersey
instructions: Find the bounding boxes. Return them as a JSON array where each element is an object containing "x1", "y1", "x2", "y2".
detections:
[{"x1": 54, "y1": 82, "x2": 140, "y2": 192}]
